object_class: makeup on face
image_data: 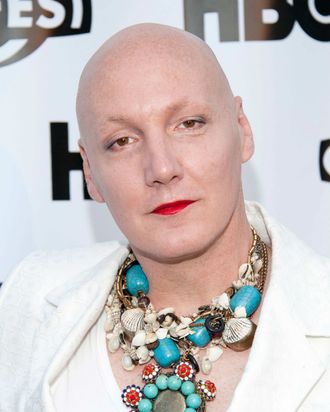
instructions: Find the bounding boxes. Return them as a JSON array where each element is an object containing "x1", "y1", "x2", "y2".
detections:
[{"x1": 151, "y1": 200, "x2": 196, "y2": 215}]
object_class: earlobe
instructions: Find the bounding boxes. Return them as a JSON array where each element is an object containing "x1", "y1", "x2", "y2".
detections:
[
  {"x1": 234, "y1": 96, "x2": 255, "y2": 163},
  {"x1": 78, "y1": 140, "x2": 105, "y2": 203}
]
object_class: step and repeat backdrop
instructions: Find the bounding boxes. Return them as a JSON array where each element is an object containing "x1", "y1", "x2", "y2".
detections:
[{"x1": 1, "y1": 0, "x2": 329, "y2": 281}]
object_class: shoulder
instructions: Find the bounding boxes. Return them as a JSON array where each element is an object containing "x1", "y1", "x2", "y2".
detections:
[
  {"x1": 246, "y1": 200, "x2": 330, "y2": 266},
  {"x1": 246, "y1": 200, "x2": 330, "y2": 334},
  {"x1": 0, "y1": 241, "x2": 124, "y2": 322},
  {"x1": 2, "y1": 241, "x2": 121, "y2": 293},
  {"x1": 0, "y1": 242, "x2": 126, "y2": 409}
]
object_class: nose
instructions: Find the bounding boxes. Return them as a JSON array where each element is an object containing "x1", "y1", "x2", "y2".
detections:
[{"x1": 144, "y1": 135, "x2": 183, "y2": 187}]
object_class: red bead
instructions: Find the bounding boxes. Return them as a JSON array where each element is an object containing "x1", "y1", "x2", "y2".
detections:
[
  {"x1": 197, "y1": 379, "x2": 217, "y2": 401},
  {"x1": 205, "y1": 380, "x2": 216, "y2": 393},
  {"x1": 142, "y1": 363, "x2": 161, "y2": 382},
  {"x1": 143, "y1": 364, "x2": 155, "y2": 375},
  {"x1": 121, "y1": 385, "x2": 143, "y2": 407},
  {"x1": 174, "y1": 361, "x2": 195, "y2": 380}
]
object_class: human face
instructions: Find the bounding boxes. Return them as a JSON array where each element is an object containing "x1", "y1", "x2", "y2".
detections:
[{"x1": 79, "y1": 53, "x2": 253, "y2": 263}]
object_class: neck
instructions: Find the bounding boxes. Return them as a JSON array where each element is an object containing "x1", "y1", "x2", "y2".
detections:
[{"x1": 131, "y1": 201, "x2": 252, "y2": 316}]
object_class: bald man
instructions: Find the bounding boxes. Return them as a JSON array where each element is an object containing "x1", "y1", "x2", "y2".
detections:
[{"x1": 1, "y1": 23, "x2": 330, "y2": 412}]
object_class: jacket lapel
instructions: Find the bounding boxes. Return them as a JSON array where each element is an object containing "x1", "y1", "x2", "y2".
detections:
[
  {"x1": 227, "y1": 203, "x2": 330, "y2": 411},
  {"x1": 25, "y1": 245, "x2": 129, "y2": 411},
  {"x1": 227, "y1": 279, "x2": 327, "y2": 412}
]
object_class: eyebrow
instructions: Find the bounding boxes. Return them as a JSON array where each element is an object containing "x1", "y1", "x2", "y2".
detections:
[{"x1": 107, "y1": 99, "x2": 209, "y2": 123}]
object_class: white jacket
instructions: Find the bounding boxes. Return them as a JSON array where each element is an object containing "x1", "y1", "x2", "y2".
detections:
[{"x1": 0, "y1": 202, "x2": 330, "y2": 412}]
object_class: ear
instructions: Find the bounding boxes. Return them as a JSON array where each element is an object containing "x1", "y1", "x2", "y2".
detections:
[
  {"x1": 78, "y1": 139, "x2": 105, "y2": 203},
  {"x1": 234, "y1": 96, "x2": 254, "y2": 163}
]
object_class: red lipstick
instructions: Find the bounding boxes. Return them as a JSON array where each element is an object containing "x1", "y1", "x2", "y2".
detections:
[{"x1": 151, "y1": 200, "x2": 195, "y2": 215}]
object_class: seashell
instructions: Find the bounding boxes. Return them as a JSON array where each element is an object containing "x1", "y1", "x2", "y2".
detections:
[
  {"x1": 158, "y1": 307, "x2": 174, "y2": 316},
  {"x1": 136, "y1": 345, "x2": 149, "y2": 360},
  {"x1": 168, "y1": 321, "x2": 178, "y2": 331},
  {"x1": 250, "y1": 252, "x2": 260, "y2": 263},
  {"x1": 104, "y1": 315, "x2": 115, "y2": 333},
  {"x1": 252, "y1": 259, "x2": 263, "y2": 274},
  {"x1": 131, "y1": 296, "x2": 139, "y2": 307},
  {"x1": 222, "y1": 318, "x2": 257, "y2": 351},
  {"x1": 178, "y1": 328, "x2": 192, "y2": 338},
  {"x1": 173, "y1": 323, "x2": 192, "y2": 338},
  {"x1": 179, "y1": 316, "x2": 192, "y2": 325},
  {"x1": 145, "y1": 332, "x2": 158, "y2": 344},
  {"x1": 232, "y1": 279, "x2": 244, "y2": 289},
  {"x1": 139, "y1": 356, "x2": 151, "y2": 365},
  {"x1": 131, "y1": 330, "x2": 146, "y2": 347},
  {"x1": 152, "y1": 321, "x2": 160, "y2": 332},
  {"x1": 107, "y1": 333, "x2": 120, "y2": 353},
  {"x1": 201, "y1": 357, "x2": 212, "y2": 375},
  {"x1": 212, "y1": 292, "x2": 230, "y2": 309},
  {"x1": 144, "y1": 323, "x2": 153, "y2": 333},
  {"x1": 128, "y1": 347, "x2": 139, "y2": 361},
  {"x1": 122, "y1": 354, "x2": 135, "y2": 371},
  {"x1": 109, "y1": 295, "x2": 121, "y2": 322},
  {"x1": 162, "y1": 315, "x2": 174, "y2": 327},
  {"x1": 239, "y1": 263, "x2": 252, "y2": 279},
  {"x1": 207, "y1": 346, "x2": 223, "y2": 362},
  {"x1": 234, "y1": 306, "x2": 247, "y2": 318},
  {"x1": 113, "y1": 323, "x2": 123, "y2": 336},
  {"x1": 121, "y1": 308, "x2": 145, "y2": 337},
  {"x1": 156, "y1": 327, "x2": 168, "y2": 340},
  {"x1": 144, "y1": 313, "x2": 157, "y2": 324}
]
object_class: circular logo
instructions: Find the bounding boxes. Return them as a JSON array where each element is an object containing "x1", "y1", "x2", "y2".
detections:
[{"x1": 0, "y1": 0, "x2": 92, "y2": 67}]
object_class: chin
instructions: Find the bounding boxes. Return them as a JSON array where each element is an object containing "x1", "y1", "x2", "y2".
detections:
[{"x1": 132, "y1": 230, "x2": 218, "y2": 264}]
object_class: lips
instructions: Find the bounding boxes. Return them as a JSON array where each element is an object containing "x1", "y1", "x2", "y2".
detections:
[{"x1": 151, "y1": 200, "x2": 195, "y2": 215}]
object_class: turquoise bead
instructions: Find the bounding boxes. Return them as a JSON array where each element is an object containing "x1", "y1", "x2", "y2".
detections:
[
  {"x1": 138, "y1": 398, "x2": 153, "y2": 412},
  {"x1": 143, "y1": 383, "x2": 158, "y2": 399},
  {"x1": 126, "y1": 264, "x2": 149, "y2": 296},
  {"x1": 181, "y1": 381, "x2": 195, "y2": 396},
  {"x1": 156, "y1": 374, "x2": 168, "y2": 390},
  {"x1": 187, "y1": 318, "x2": 211, "y2": 347},
  {"x1": 154, "y1": 338, "x2": 180, "y2": 367},
  {"x1": 168, "y1": 375, "x2": 182, "y2": 391},
  {"x1": 230, "y1": 285, "x2": 261, "y2": 316},
  {"x1": 186, "y1": 393, "x2": 202, "y2": 409},
  {"x1": 184, "y1": 409, "x2": 197, "y2": 412}
]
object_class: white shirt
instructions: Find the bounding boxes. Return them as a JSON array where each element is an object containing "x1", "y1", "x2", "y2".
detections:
[{"x1": 51, "y1": 311, "x2": 126, "y2": 412}]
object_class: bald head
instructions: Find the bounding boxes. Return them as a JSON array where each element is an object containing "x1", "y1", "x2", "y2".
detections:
[{"x1": 76, "y1": 23, "x2": 234, "y2": 144}]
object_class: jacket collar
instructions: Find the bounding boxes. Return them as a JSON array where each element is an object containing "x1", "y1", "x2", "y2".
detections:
[
  {"x1": 27, "y1": 201, "x2": 330, "y2": 411},
  {"x1": 227, "y1": 202, "x2": 330, "y2": 411},
  {"x1": 25, "y1": 245, "x2": 129, "y2": 411}
]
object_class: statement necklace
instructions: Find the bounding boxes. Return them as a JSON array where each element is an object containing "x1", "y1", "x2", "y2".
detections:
[{"x1": 104, "y1": 227, "x2": 268, "y2": 412}]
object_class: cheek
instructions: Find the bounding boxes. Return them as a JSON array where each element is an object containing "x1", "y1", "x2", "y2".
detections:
[
  {"x1": 94, "y1": 161, "x2": 142, "y2": 224},
  {"x1": 191, "y1": 131, "x2": 242, "y2": 189}
]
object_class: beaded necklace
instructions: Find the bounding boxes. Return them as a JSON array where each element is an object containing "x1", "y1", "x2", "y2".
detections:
[{"x1": 104, "y1": 227, "x2": 268, "y2": 412}]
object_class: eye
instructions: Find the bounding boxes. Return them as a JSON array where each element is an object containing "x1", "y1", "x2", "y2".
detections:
[
  {"x1": 108, "y1": 136, "x2": 135, "y2": 150},
  {"x1": 179, "y1": 118, "x2": 205, "y2": 130},
  {"x1": 116, "y1": 137, "x2": 132, "y2": 146}
]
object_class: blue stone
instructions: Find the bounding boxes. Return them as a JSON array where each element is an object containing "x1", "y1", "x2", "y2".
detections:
[
  {"x1": 181, "y1": 381, "x2": 195, "y2": 396},
  {"x1": 143, "y1": 383, "x2": 159, "y2": 399},
  {"x1": 126, "y1": 264, "x2": 149, "y2": 297},
  {"x1": 154, "y1": 338, "x2": 181, "y2": 368},
  {"x1": 156, "y1": 374, "x2": 168, "y2": 390},
  {"x1": 167, "y1": 375, "x2": 182, "y2": 391},
  {"x1": 230, "y1": 285, "x2": 261, "y2": 316},
  {"x1": 186, "y1": 393, "x2": 202, "y2": 409},
  {"x1": 138, "y1": 398, "x2": 153, "y2": 412},
  {"x1": 187, "y1": 318, "x2": 211, "y2": 347}
]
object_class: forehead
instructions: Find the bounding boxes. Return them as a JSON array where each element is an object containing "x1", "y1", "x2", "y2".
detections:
[{"x1": 91, "y1": 54, "x2": 223, "y2": 121}]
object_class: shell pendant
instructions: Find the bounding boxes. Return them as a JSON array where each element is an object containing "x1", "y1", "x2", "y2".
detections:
[{"x1": 222, "y1": 317, "x2": 257, "y2": 351}]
